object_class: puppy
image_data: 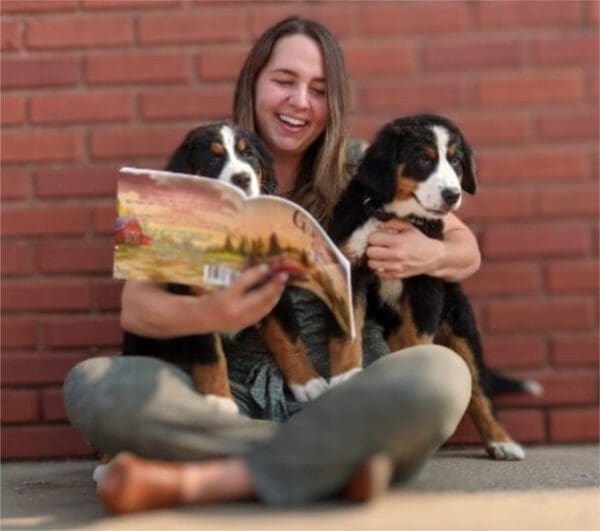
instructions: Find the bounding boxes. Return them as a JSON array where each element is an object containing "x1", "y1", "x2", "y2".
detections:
[
  {"x1": 328, "y1": 114, "x2": 541, "y2": 460},
  {"x1": 121, "y1": 122, "x2": 275, "y2": 414},
  {"x1": 121, "y1": 122, "x2": 328, "y2": 415}
]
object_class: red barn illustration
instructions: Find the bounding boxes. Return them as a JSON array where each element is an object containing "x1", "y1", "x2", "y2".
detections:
[{"x1": 114, "y1": 216, "x2": 152, "y2": 246}]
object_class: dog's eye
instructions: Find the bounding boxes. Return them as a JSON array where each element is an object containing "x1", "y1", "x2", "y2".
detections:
[
  {"x1": 417, "y1": 155, "x2": 432, "y2": 168},
  {"x1": 448, "y1": 153, "x2": 462, "y2": 170},
  {"x1": 241, "y1": 150, "x2": 255, "y2": 160}
]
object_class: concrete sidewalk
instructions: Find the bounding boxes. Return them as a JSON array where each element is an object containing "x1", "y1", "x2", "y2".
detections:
[{"x1": 2, "y1": 445, "x2": 599, "y2": 530}]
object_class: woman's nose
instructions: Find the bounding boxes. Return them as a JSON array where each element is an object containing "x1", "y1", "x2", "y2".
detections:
[{"x1": 288, "y1": 85, "x2": 309, "y2": 108}]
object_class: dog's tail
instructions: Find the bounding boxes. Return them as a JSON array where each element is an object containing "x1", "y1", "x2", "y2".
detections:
[{"x1": 485, "y1": 369, "x2": 544, "y2": 397}]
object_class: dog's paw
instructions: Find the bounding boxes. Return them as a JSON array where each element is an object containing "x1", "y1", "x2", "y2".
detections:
[
  {"x1": 329, "y1": 368, "x2": 363, "y2": 387},
  {"x1": 487, "y1": 441, "x2": 525, "y2": 461},
  {"x1": 289, "y1": 377, "x2": 329, "y2": 402},
  {"x1": 204, "y1": 394, "x2": 240, "y2": 415}
]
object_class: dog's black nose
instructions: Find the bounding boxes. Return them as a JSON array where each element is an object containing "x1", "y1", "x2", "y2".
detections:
[
  {"x1": 231, "y1": 173, "x2": 251, "y2": 190},
  {"x1": 441, "y1": 188, "x2": 461, "y2": 207}
]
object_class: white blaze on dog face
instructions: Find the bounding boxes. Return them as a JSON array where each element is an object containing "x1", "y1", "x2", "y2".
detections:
[
  {"x1": 219, "y1": 124, "x2": 261, "y2": 197},
  {"x1": 411, "y1": 125, "x2": 462, "y2": 217}
]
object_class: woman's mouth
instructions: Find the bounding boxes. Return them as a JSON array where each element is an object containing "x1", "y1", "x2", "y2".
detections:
[{"x1": 277, "y1": 114, "x2": 308, "y2": 130}]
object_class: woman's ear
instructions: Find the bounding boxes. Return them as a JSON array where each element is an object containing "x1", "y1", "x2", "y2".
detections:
[{"x1": 355, "y1": 128, "x2": 400, "y2": 203}]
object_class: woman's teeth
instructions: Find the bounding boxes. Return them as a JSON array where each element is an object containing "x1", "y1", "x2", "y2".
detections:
[{"x1": 278, "y1": 114, "x2": 307, "y2": 127}]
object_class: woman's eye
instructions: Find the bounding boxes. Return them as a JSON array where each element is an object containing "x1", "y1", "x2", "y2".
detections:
[{"x1": 274, "y1": 79, "x2": 293, "y2": 86}]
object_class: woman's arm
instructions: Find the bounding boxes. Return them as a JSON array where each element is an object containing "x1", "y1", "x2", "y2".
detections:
[
  {"x1": 120, "y1": 265, "x2": 287, "y2": 338},
  {"x1": 365, "y1": 213, "x2": 481, "y2": 282}
]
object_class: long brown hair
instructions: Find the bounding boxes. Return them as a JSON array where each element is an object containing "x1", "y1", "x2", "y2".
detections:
[{"x1": 233, "y1": 17, "x2": 351, "y2": 228}]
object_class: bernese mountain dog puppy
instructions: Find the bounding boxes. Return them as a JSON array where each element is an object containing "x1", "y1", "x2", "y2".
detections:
[
  {"x1": 328, "y1": 114, "x2": 542, "y2": 460},
  {"x1": 121, "y1": 122, "x2": 327, "y2": 414}
]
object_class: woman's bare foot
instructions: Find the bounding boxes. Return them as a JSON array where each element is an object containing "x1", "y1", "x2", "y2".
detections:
[
  {"x1": 97, "y1": 452, "x2": 255, "y2": 514},
  {"x1": 341, "y1": 453, "x2": 394, "y2": 503}
]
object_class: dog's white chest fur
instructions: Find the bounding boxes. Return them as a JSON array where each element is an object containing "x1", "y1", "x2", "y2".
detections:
[{"x1": 346, "y1": 219, "x2": 404, "y2": 309}]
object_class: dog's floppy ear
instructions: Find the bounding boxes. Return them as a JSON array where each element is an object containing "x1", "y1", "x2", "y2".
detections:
[
  {"x1": 251, "y1": 131, "x2": 277, "y2": 194},
  {"x1": 355, "y1": 125, "x2": 402, "y2": 203},
  {"x1": 459, "y1": 135, "x2": 477, "y2": 195},
  {"x1": 164, "y1": 130, "x2": 197, "y2": 173}
]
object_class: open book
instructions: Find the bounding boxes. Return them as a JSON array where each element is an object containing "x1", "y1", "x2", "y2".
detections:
[{"x1": 113, "y1": 167, "x2": 355, "y2": 338}]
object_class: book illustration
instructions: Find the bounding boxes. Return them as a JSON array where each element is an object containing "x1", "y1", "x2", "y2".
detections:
[{"x1": 113, "y1": 167, "x2": 355, "y2": 338}]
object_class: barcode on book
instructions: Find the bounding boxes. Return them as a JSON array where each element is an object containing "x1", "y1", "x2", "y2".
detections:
[{"x1": 203, "y1": 264, "x2": 239, "y2": 287}]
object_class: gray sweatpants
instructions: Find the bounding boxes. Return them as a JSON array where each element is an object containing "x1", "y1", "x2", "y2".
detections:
[{"x1": 63, "y1": 345, "x2": 471, "y2": 505}]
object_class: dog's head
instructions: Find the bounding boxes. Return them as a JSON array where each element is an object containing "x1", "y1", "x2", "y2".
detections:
[
  {"x1": 165, "y1": 122, "x2": 276, "y2": 197},
  {"x1": 356, "y1": 114, "x2": 477, "y2": 219}
]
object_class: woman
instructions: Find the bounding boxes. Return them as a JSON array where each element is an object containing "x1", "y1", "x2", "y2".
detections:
[{"x1": 64, "y1": 17, "x2": 479, "y2": 513}]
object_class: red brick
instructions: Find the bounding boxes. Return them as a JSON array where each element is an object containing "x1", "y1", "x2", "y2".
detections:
[
  {"x1": 535, "y1": 34, "x2": 599, "y2": 65},
  {"x1": 423, "y1": 39, "x2": 524, "y2": 71},
  {"x1": 1, "y1": 318, "x2": 37, "y2": 349},
  {"x1": 361, "y1": 80, "x2": 465, "y2": 113},
  {"x1": 36, "y1": 241, "x2": 113, "y2": 274},
  {"x1": 459, "y1": 187, "x2": 535, "y2": 222},
  {"x1": 1, "y1": 353, "x2": 88, "y2": 386},
  {"x1": 1, "y1": 281, "x2": 91, "y2": 311},
  {"x1": 552, "y1": 334, "x2": 599, "y2": 367},
  {"x1": 90, "y1": 126, "x2": 189, "y2": 160},
  {"x1": 452, "y1": 112, "x2": 533, "y2": 146},
  {"x1": 1, "y1": 21, "x2": 22, "y2": 52},
  {"x1": 1, "y1": 244, "x2": 34, "y2": 276},
  {"x1": 482, "y1": 336, "x2": 547, "y2": 369},
  {"x1": 92, "y1": 204, "x2": 117, "y2": 234},
  {"x1": 1, "y1": 425, "x2": 94, "y2": 459},
  {"x1": 546, "y1": 259, "x2": 599, "y2": 293},
  {"x1": 549, "y1": 408, "x2": 599, "y2": 442},
  {"x1": 482, "y1": 222, "x2": 592, "y2": 258},
  {"x1": 477, "y1": 71, "x2": 584, "y2": 106},
  {"x1": 345, "y1": 43, "x2": 415, "y2": 77},
  {"x1": 140, "y1": 88, "x2": 233, "y2": 121},
  {"x1": 1, "y1": 56, "x2": 79, "y2": 89},
  {"x1": 464, "y1": 262, "x2": 541, "y2": 296},
  {"x1": 30, "y1": 91, "x2": 134, "y2": 124},
  {"x1": 477, "y1": 149, "x2": 589, "y2": 183},
  {"x1": 487, "y1": 297, "x2": 596, "y2": 333},
  {"x1": 196, "y1": 48, "x2": 250, "y2": 81},
  {"x1": 537, "y1": 111, "x2": 599, "y2": 141},
  {"x1": 1, "y1": 131, "x2": 81, "y2": 163},
  {"x1": 476, "y1": 1, "x2": 581, "y2": 28},
  {"x1": 95, "y1": 280, "x2": 124, "y2": 310},
  {"x1": 495, "y1": 372, "x2": 598, "y2": 407},
  {"x1": 1, "y1": 390, "x2": 39, "y2": 424},
  {"x1": 27, "y1": 16, "x2": 133, "y2": 49},
  {"x1": 589, "y1": 0, "x2": 600, "y2": 22},
  {"x1": 41, "y1": 388, "x2": 67, "y2": 422},
  {"x1": 43, "y1": 316, "x2": 121, "y2": 349},
  {"x1": 538, "y1": 184, "x2": 599, "y2": 217},
  {"x1": 362, "y1": 2, "x2": 468, "y2": 35},
  {"x1": 34, "y1": 166, "x2": 118, "y2": 198},
  {"x1": 250, "y1": 4, "x2": 354, "y2": 39},
  {"x1": 1, "y1": 94, "x2": 26, "y2": 126},
  {"x1": 448, "y1": 415, "x2": 479, "y2": 445},
  {"x1": 82, "y1": 0, "x2": 179, "y2": 9},
  {"x1": 497, "y1": 409, "x2": 546, "y2": 443},
  {"x1": 1, "y1": 206, "x2": 88, "y2": 237},
  {"x1": 1, "y1": 0, "x2": 77, "y2": 13},
  {"x1": 0, "y1": 168, "x2": 28, "y2": 199},
  {"x1": 85, "y1": 53, "x2": 189, "y2": 85},
  {"x1": 138, "y1": 10, "x2": 244, "y2": 44}
]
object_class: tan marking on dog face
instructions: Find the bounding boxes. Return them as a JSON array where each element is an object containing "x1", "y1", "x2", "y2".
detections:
[
  {"x1": 425, "y1": 145, "x2": 438, "y2": 161},
  {"x1": 395, "y1": 163, "x2": 419, "y2": 202},
  {"x1": 211, "y1": 142, "x2": 225, "y2": 156},
  {"x1": 236, "y1": 137, "x2": 247, "y2": 153},
  {"x1": 447, "y1": 143, "x2": 457, "y2": 158}
]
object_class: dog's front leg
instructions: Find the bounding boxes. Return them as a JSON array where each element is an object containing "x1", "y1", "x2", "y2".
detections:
[{"x1": 258, "y1": 293, "x2": 327, "y2": 402}]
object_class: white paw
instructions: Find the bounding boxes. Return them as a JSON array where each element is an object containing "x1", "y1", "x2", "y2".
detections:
[
  {"x1": 330, "y1": 368, "x2": 363, "y2": 387},
  {"x1": 487, "y1": 441, "x2": 525, "y2": 461},
  {"x1": 204, "y1": 394, "x2": 240, "y2": 415},
  {"x1": 92, "y1": 463, "x2": 110, "y2": 484},
  {"x1": 289, "y1": 377, "x2": 329, "y2": 402}
]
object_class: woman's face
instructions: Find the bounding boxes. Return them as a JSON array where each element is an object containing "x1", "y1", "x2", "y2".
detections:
[{"x1": 254, "y1": 34, "x2": 329, "y2": 162}]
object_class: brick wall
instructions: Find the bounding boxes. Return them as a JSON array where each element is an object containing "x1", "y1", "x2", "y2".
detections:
[{"x1": 1, "y1": 0, "x2": 598, "y2": 459}]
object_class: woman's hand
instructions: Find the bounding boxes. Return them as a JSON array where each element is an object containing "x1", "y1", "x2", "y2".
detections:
[
  {"x1": 120, "y1": 265, "x2": 287, "y2": 338},
  {"x1": 366, "y1": 214, "x2": 481, "y2": 282}
]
